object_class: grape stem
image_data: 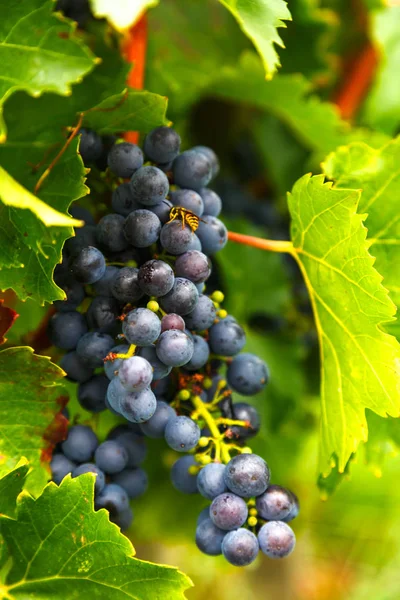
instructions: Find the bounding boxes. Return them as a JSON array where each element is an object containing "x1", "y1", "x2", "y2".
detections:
[
  {"x1": 191, "y1": 395, "x2": 234, "y2": 464},
  {"x1": 227, "y1": 231, "x2": 294, "y2": 254}
]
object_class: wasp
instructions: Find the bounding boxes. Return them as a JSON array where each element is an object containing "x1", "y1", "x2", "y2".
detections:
[{"x1": 166, "y1": 205, "x2": 205, "y2": 233}]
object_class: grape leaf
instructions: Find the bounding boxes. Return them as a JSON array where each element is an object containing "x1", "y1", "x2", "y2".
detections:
[
  {"x1": 217, "y1": 0, "x2": 291, "y2": 78},
  {"x1": 89, "y1": 0, "x2": 159, "y2": 30},
  {"x1": 287, "y1": 174, "x2": 400, "y2": 475},
  {"x1": 209, "y1": 51, "x2": 389, "y2": 163},
  {"x1": 0, "y1": 300, "x2": 18, "y2": 345},
  {"x1": 0, "y1": 141, "x2": 88, "y2": 304},
  {"x1": 0, "y1": 474, "x2": 192, "y2": 599},
  {"x1": 0, "y1": 461, "x2": 29, "y2": 519},
  {"x1": 83, "y1": 89, "x2": 170, "y2": 135},
  {"x1": 323, "y1": 138, "x2": 400, "y2": 323},
  {"x1": 0, "y1": 0, "x2": 96, "y2": 141},
  {"x1": 362, "y1": 5, "x2": 400, "y2": 135},
  {"x1": 0, "y1": 347, "x2": 68, "y2": 496}
]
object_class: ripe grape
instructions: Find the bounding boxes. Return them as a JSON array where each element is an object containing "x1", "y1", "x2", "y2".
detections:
[
  {"x1": 224, "y1": 454, "x2": 270, "y2": 498},
  {"x1": 136, "y1": 345, "x2": 172, "y2": 380},
  {"x1": 140, "y1": 400, "x2": 176, "y2": 438},
  {"x1": 164, "y1": 415, "x2": 201, "y2": 452},
  {"x1": 123, "y1": 209, "x2": 161, "y2": 247},
  {"x1": 69, "y1": 246, "x2": 106, "y2": 284},
  {"x1": 76, "y1": 332, "x2": 114, "y2": 367},
  {"x1": 96, "y1": 214, "x2": 128, "y2": 253},
  {"x1": 258, "y1": 521, "x2": 296, "y2": 559},
  {"x1": 199, "y1": 188, "x2": 222, "y2": 217},
  {"x1": 48, "y1": 311, "x2": 88, "y2": 351},
  {"x1": 171, "y1": 455, "x2": 199, "y2": 494},
  {"x1": 197, "y1": 463, "x2": 227, "y2": 500},
  {"x1": 227, "y1": 353, "x2": 269, "y2": 395},
  {"x1": 122, "y1": 308, "x2": 161, "y2": 346},
  {"x1": 196, "y1": 216, "x2": 228, "y2": 255},
  {"x1": 209, "y1": 492, "x2": 248, "y2": 530},
  {"x1": 112, "y1": 182, "x2": 140, "y2": 216},
  {"x1": 156, "y1": 330, "x2": 194, "y2": 367},
  {"x1": 117, "y1": 356, "x2": 153, "y2": 392},
  {"x1": 159, "y1": 277, "x2": 199, "y2": 316},
  {"x1": 160, "y1": 313, "x2": 185, "y2": 332},
  {"x1": 94, "y1": 440, "x2": 128, "y2": 474},
  {"x1": 173, "y1": 150, "x2": 212, "y2": 191},
  {"x1": 77, "y1": 374, "x2": 109, "y2": 413},
  {"x1": 107, "y1": 142, "x2": 144, "y2": 178},
  {"x1": 86, "y1": 295, "x2": 119, "y2": 333},
  {"x1": 138, "y1": 259, "x2": 175, "y2": 296},
  {"x1": 192, "y1": 145, "x2": 219, "y2": 177},
  {"x1": 256, "y1": 485, "x2": 295, "y2": 521},
  {"x1": 112, "y1": 468, "x2": 148, "y2": 499},
  {"x1": 62, "y1": 425, "x2": 98, "y2": 463},
  {"x1": 185, "y1": 294, "x2": 216, "y2": 331},
  {"x1": 170, "y1": 189, "x2": 204, "y2": 216},
  {"x1": 175, "y1": 250, "x2": 211, "y2": 284},
  {"x1": 196, "y1": 519, "x2": 226, "y2": 556},
  {"x1": 50, "y1": 454, "x2": 76, "y2": 485},
  {"x1": 119, "y1": 387, "x2": 157, "y2": 423},
  {"x1": 95, "y1": 483, "x2": 129, "y2": 515},
  {"x1": 60, "y1": 351, "x2": 94, "y2": 383},
  {"x1": 184, "y1": 335, "x2": 210, "y2": 370},
  {"x1": 160, "y1": 220, "x2": 193, "y2": 255},
  {"x1": 111, "y1": 267, "x2": 143, "y2": 304},
  {"x1": 130, "y1": 166, "x2": 169, "y2": 206},
  {"x1": 144, "y1": 126, "x2": 181, "y2": 164},
  {"x1": 222, "y1": 528, "x2": 259, "y2": 566},
  {"x1": 72, "y1": 463, "x2": 105, "y2": 493},
  {"x1": 209, "y1": 318, "x2": 246, "y2": 356}
]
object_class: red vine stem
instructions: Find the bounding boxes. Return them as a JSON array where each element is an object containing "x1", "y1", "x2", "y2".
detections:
[{"x1": 123, "y1": 14, "x2": 148, "y2": 144}]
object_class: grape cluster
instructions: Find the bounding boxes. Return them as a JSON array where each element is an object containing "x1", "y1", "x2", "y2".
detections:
[{"x1": 50, "y1": 126, "x2": 299, "y2": 565}]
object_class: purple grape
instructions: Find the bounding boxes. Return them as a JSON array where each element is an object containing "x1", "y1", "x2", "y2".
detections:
[
  {"x1": 224, "y1": 454, "x2": 270, "y2": 498},
  {"x1": 209, "y1": 492, "x2": 248, "y2": 531},
  {"x1": 175, "y1": 250, "x2": 211, "y2": 284},
  {"x1": 258, "y1": 521, "x2": 296, "y2": 559},
  {"x1": 222, "y1": 528, "x2": 259, "y2": 566}
]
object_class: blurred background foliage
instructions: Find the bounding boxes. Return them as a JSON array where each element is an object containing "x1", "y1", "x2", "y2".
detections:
[{"x1": 5, "y1": 0, "x2": 400, "y2": 597}]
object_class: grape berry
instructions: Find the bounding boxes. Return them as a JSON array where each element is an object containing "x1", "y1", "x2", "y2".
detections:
[{"x1": 51, "y1": 126, "x2": 298, "y2": 565}]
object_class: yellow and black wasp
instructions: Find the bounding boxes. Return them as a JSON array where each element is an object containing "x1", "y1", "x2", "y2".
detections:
[{"x1": 166, "y1": 205, "x2": 206, "y2": 234}]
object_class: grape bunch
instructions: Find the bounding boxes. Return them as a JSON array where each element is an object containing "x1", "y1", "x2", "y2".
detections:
[{"x1": 49, "y1": 125, "x2": 299, "y2": 566}]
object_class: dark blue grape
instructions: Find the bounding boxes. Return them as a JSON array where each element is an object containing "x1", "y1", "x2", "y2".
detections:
[
  {"x1": 138, "y1": 259, "x2": 175, "y2": 296},
  {"x1": 230, "y1": 402, "x2": 261, "y2": 439},
  {"x1": 48, "y1": 311, "x2": 88, "y2": 350},
  {"x1": 94, "y1": 440, "x2": 128, "y2": 474},
  {"x1": 130, "y1": 166, "x2": 169, "y2": 206},
  {"x1": 119, "y1": 387, "x2": 157, "y2": 423},
  {"x1": 78, "y1": 129, "x2": 103, "y2": 163},
  {"x1": 196, "y1": 216, "x2": 228, "y2": 255},
  {"x1": 107, "y1": 142, "x2": 144, "y2": 178},
  {"x1": 118, "y1": 356, "x2": 153, "y2": 392},
  {"x1": 112, "y1": 506, "x2": 134, "y2": 530},
  {"x1": 140, "y1": 400, "x2": 175, "y2": 438},
  {"x1": 76, "y1": 332, "x2": 114, "y2": 367},
  {"x1": 258, "y1": 521, "x2": 296, "y2": 559},
  {"x1": 69, "y1": 246, "x2": 106, "y2": 284},
  {"x1": 170, "y1": 455, "x2": 199, "y2": 494},
  {"x1": 64, "y1": 225, "x2": 97, "y2": 256},
  {"x1": 160, "y1": 220, "x2": 193, "y2": 255},
  {"x1": 256, "y1": 485, "x2": 295, "y2": 521},
  {"x1": 108, "y1": 429, "x2": 147, "y2": 467},
  {"x1": 192, "y1": 146, "x2": 219, "y2": 177},
  {"x1": 112, "y1": 467, "x2": 148, "y2": 499},
  {"x1": 69, "y1": 206, "x2": 95, "y2": 226},
  {"x1": 185, "y1": 295, "x2": 216, "y2": 331},
  {"x1": 156, "y1": 330, "x2": 194, "y2": 367},
  {"x1": 60, "y1": 351, "x2": 94, "y2": 383},
  {"x1": 159, "y1": 277, "x2": 199, "y2": 316},
  {"x1": 227, "y1": 353, "x2": 269, "y2": 395},
  {"x1": 170, "y1": 189, "x2": 204, "y2": 217},
  {"x1": 175, "y1": 251, "x2": 210, "y2": 284},
  {"x1": 209, "y1": 492, "x2": 248, "y2": 531},
  {"x1": 282, "y1": 492, "x2": 299, "y2": 522},
  {"x1": 186, "y1": 234, "x2": 202, "y2": 252},
  {"x1": 173, "y1": 150, "x2": 212, "y2": 191},
  {"x1": 197, "y1": 506, "x2": 211, "y2": 527},
  {"x1": 184, "y1": 335, "x2": 210, "y2": 371},
  {"x1": 62, "y1": 425, "x2": 98, "y2": 463},
  {"x1": 144, "y1": 126, "x2": 181, "y2": 164},
  {"x1": 54, "y1": 280, "x2": 84, "y2": 312},
  {"x1": 111, "y1": 266, "x2": 143, "y2": 304},
  {"x1": 196, "y1": 518, "x2": 226, "y2": 556},
  {"x1": 123, "y1": 209, "x2": 161, "y2": 247},
  {"x1": 78, "y1": 374, "x2": 109, "y2": 413},
  {"x1": 86, "y1": 295, "x2": 119, "y2": 333},
  {"x1": 92, "y1": 266, "x2": 119, "y2": 297},
  {"x1": 112, "y1": 182, "x2": 141, "y2": 216},
  {"x1": 224, "y1": 454, "x2": 270, "y2": 498},
  {"x1": 72, "y1": 463, "x2": 105, "y2": 493},
  {"x1": 95, "y1": 483, "x2": 129, "y2": 515},
  {"x1": 151, "y1": 375, "x2": 171, "y2": 397},
  {"x1": 106, "y1": 376, "x2": 126, "y2": 412},
  {"x1": 222, "y1": 528, "x2": 259, "y2": 566},
  {"x1": 104, "y1": 345, "x2": 129, "y2": 380},
  {"x1": 197, "y1": 463, "x2": 227, "y2": 500},
  {"x1": 164, "y1": 415, "x2": 200, "y2": 452},
  {"x1": 96, "y1": 214, "x2": 129, "y2": 253},
  {"x1": 136, "y1": 345, "x2": 172, "y2": 380},
  {"x1": 122, "y1": 308, "x2": 161, "y2": 346},
  {"x1": 147, "y1": 198, "x2": 173, "y2": 223},
  {"x1": 209, "y1": 319, "x2": 246, "y2": 356},
  {"x1": 50, "y1": 453, "x2": 76, "y2": 484},
  {"x1": 199, "y1": 188, "x2": 222, "y2": 217}
]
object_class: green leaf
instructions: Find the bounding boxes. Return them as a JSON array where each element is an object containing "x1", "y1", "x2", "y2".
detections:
[
  {"x1": 83, "y1": 89, "x2": 170, "y2": 135},
  {"x1": 0, "y1": 141, "x2": 87, "y2": 304},
  {"x1": 0, "y1": 0, "x2": 96, "y2": 140},
  {"x1": 0, "y1": 461, "x2": 29, "y2": 519},
  {"x1": 89, "y1": 0, "x2": 159, "y2": 30},
  {"x1": 323, "y1": 138, "x2": 400, "y2": 326},
  {"x1": 209, "y1": 51, "x2": 389, "y2": 163},
  {"x1": 218, "y1": 0, "x2": 291, "y2": 78},
  {"x1": 362, "y1": 5, "x2": 400, "y2": 135},
  {"x1": 0, "y1": 347, "x2": 67, "y2": 495},
  {"x1": 0, "y1": 474, "x2": 192, "y2": 599},
  {"x1": 288, "y1": 174, "x2": 400, "y2": 475}
]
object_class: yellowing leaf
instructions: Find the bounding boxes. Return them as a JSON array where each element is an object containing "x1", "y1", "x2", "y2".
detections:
[
  {"x1": 0, "y1": 167, "x2": 82, "y2": 228},
  {"x1": 288, "y1": 174, "x2": 400, "y2": 475},
  {"x1": 218, "y1": 0, "x2": 291, "y2": 78},
  {"x1": 89, "y1": 0, "x2": 159, "y2": 30}
]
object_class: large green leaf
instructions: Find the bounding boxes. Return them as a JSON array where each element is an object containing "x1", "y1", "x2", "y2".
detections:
[
  {"x1": 218, "y1": 0, "x2": 291, "y2": 78},
  {"x1": 83, "y1": 89, "x2": 169, "y2": 134},
  {"x1": 0, "y1": 141, "x2": 87, "y2": 304},
  {"x1": 287, "y1": 174, "x2": 400, "y2": 475},
  {"x1": 0, "y1": 474, "x2": 192, "y2": 599},
  {"x1": 323, "y1": 138, "x2": 400, "y2": 316},
  {"x1": 0, "y1": 347, "x2": 67, "y2": 495},
  {"x1": 0, "y1": 461, "x2": 29, "y2": 519},
  {"x1": 0, "y1": 0, "x2": 96, "y2": 141},
  {"x1": 362, "y1": 5, "x2": 400, "y2": 135}
]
